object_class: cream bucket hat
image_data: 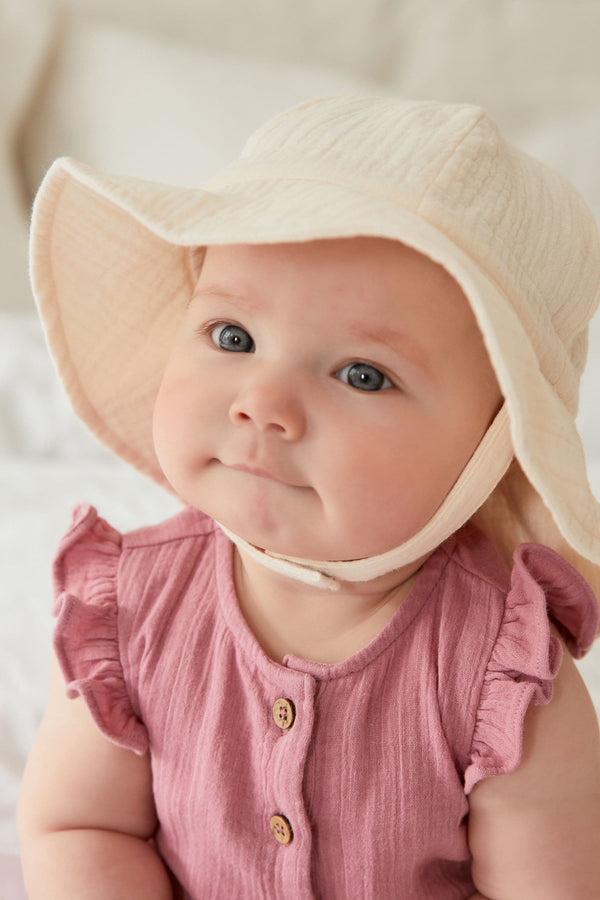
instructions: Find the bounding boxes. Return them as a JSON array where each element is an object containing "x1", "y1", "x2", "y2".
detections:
[{"x1": 30, "y1": 96, "x2": 600, "y2": 597}]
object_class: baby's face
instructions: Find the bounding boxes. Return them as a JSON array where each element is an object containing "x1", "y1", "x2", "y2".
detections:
[{"x1": 153, "y1": 237, "x2": 501, "y2": 562}]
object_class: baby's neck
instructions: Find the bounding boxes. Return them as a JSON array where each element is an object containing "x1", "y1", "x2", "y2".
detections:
[{"x1": 233, "y1": 547, "x2": 428, "y2": 665}]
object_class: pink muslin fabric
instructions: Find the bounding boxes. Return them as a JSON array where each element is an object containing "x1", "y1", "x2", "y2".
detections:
[{"x1": 52, "y1": 505, "x2": 598, "y2": 900}]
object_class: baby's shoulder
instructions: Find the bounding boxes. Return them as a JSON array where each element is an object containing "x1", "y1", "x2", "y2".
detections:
[
  {"x1": 432, "y1": 523, "x2": 539, "y2": 660},
  {"x1": 438, "y1": 522, "x2": 511, "y2": 603},
  {"x1": 116, "y1": 506, "x2": 224, "y2": 604},
  {"x1": 53, "y1": 504, "x2": 223, "y2": 614},
  {"x1": 438, "y1": 521, "x2": 598, "y2": 661}
]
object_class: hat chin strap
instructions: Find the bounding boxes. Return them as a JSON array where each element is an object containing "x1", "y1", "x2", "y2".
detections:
[{"x1": 218, "y1": 405, "x2": 513, "y2": 591}]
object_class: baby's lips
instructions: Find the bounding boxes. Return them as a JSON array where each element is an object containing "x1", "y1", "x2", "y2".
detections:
[{"x1": 225, "y1": 460, "x2": 305, "y2": 488}]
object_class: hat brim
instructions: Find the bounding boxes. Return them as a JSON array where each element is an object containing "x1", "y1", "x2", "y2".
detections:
[{"x1": 30, "y1": 156, "x2": 600, "y2": 566}]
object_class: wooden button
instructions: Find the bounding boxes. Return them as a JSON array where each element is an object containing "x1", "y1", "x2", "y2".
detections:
[
  {"x1": 270, "y1": 814, "x2": 293, "y2": 845},
  {"x1": 273, "y1": 698, "x2": 295, "y2": 730}
]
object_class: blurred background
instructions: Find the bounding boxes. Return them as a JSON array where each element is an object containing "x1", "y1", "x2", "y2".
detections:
[{"x1": 2, "y1": 0, "x2": 600, "y2": 894}]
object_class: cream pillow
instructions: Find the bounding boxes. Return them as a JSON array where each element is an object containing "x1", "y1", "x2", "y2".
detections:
[{"x1": 18, "y1": 15, "x2": 377, "y2": 197}]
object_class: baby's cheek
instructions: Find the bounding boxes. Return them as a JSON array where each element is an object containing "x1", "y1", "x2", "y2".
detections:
[{"x1": 152, "y1": 376, "x2": 189, "y2": 463}]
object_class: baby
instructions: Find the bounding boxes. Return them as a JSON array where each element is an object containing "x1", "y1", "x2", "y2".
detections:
[{"x1": 18, "y1": 97, "x2": 600, "y2": 898}]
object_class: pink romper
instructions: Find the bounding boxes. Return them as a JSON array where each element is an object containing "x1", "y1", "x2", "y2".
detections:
[{"x1": 52, "y1": 504, "x2": 598, "y2": 899}]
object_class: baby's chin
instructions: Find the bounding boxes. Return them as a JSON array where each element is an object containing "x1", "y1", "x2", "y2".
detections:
[{"x1": 177, "y1": 479, "x2": 426, "y2": 563}]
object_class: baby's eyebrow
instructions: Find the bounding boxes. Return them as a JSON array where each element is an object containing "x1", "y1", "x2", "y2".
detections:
[
  {"x1": 348, "y1": 323, "x2": 430, "y2": 374},
  {"x1": 189, "y1": 284, "x2": 253, "y2": 312}
]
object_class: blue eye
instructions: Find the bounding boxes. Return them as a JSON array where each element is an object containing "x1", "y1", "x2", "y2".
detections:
[
  {"x1": 336, "y1": 363, "x2": 392, "y2": 392},
  {"x1": 211, "y1": 324, "x2": 255, "y2": 353}
]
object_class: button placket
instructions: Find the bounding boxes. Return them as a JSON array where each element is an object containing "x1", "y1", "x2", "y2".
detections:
[
  {"x1": 265, "y1": 672, "x2": 316, "y2": 895},
  {"x1": 270, "y1": 698, "x2": 296, "y2": 843}
]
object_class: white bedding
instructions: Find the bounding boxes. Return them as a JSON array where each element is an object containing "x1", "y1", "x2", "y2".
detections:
[{"x1": 2, "y1": 1, "x2": 600, "y2": 894}]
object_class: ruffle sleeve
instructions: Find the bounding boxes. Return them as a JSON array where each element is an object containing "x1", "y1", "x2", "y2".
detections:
[
  {"x1": 464, "y1": 543, "x2": 598, "y2": 794},
  {"x1": 52, "y1": 504, "x2": 149, "y2": 755}
]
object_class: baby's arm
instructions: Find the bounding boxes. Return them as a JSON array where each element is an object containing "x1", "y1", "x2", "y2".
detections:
[
  {"x1": 18, "y1": 655, "x2": 173, "y2": 900},
  {"x1": 467, "y1": 639, "x2": 600, "y2": 899}
]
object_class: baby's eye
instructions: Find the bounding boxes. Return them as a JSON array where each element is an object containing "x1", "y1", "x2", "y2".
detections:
[
  {"x1": 211, "y1": 323, "x2": 255, "y2": 353},
  {"x1": 335, "y1": 363, "x2": 392, "y2": 392}
]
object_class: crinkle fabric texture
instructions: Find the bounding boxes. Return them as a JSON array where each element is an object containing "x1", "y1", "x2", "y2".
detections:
[{"x1": 52, "y1": 505, "x2": 598, "y2": 900}]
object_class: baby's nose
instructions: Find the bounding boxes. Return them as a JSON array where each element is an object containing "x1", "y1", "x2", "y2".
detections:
[{"x1": 229, "y1": 373, "x2": 306, "y2": 440}]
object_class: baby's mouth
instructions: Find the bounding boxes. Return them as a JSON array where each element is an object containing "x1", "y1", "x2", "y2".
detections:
[{"x1": 224, "y1": 461, "x2": 305, "y2": 489}]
